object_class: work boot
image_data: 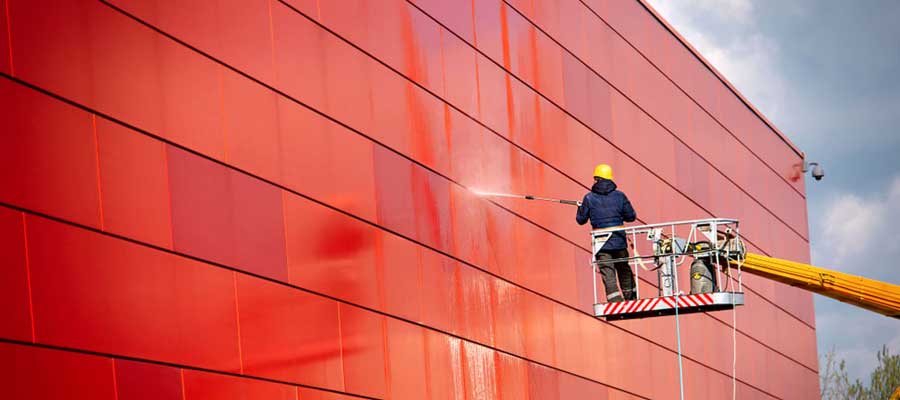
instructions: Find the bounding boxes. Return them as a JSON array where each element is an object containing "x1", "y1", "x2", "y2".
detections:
[{"x1": 606, "y1": 290, "x2": 624, "y2": 303}]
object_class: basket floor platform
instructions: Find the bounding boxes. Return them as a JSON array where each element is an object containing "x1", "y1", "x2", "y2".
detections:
[{"x1": 594, "y1": 292, "x2": 744, "y2": 321}]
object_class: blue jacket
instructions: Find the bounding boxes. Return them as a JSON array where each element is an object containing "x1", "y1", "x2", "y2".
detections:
[{"x1": 576, "y1": 179, "x2": 637, "y2": 251}]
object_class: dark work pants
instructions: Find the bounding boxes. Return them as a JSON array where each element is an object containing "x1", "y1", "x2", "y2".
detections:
[{"x1": 596, "y1": 249, "x2": 635, "y2": 303}]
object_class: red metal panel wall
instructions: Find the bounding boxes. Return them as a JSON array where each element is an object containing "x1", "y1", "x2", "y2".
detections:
[{"x1": 0, "y1": 0, "x2": 817, "y2": 398}]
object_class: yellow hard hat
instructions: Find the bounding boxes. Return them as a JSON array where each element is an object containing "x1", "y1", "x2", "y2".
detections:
[{"x1": 593, "y1": 164, "x2": 614, "y2": 180}]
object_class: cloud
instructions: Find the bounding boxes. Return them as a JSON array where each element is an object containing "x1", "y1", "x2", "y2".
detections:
[
  {"x1": 650, "y1": 0, "x2": 753, "y2": 26},
  {"x1": 814, "y1": 176, "x2": 900, "y2": 277},
  {"x1": 647, "y1": 0, "x2": 787, "y2": 122}
]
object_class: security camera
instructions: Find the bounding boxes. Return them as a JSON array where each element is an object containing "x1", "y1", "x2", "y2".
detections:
[
  {"x1": 802, "y1": 160, "x2": 824, "y2": 181},
  {"x1": 811, "y1": 164, "x2": 824, "y2": 181}
]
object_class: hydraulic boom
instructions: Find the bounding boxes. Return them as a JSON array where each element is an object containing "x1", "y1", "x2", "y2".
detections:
[{"x1": 733, "y1": 253, "x2": 900, "y2": 319}]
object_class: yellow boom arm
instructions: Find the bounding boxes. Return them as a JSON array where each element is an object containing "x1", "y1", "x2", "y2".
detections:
[{"x1": 733, "y1": 253, "x2": 900, "y2": 319}]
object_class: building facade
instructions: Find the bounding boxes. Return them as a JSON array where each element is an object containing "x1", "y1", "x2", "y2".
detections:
[{"x1": 0, "y1": 0, "x2": 818, "y2": 398}]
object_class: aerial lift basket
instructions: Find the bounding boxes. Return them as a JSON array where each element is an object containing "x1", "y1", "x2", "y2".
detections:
[{"x1": 592, "y1": 218, "x2": 745, "y2": 321}]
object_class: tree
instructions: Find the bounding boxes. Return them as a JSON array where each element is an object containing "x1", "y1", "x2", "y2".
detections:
[{"x1": 821, "y1": 345, "x2": 900, "y2": 400}]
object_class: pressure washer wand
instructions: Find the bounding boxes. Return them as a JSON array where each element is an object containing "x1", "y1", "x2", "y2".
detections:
[{"x1": 472, "y1": 190, "x2": 582, "y2": 206}]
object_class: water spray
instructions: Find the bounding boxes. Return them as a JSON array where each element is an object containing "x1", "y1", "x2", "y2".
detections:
[{"x1": 471, "y1": 189, "x2": 582, "y2": 206}]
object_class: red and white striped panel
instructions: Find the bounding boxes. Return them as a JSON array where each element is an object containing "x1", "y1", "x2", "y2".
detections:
[{"x1": 599, "y1": 293, "x2": 715, "y2": 316}]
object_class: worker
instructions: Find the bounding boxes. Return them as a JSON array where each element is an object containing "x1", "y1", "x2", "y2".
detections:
[{"x1": 576, "y1": 164, "x2": 637, "y2": 303}]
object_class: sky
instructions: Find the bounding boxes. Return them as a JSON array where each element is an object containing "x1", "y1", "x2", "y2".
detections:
[{"x1": 646, "y1": 0, "x2": 900, "y2": 384}]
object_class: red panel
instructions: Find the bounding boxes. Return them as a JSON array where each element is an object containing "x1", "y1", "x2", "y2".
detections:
[
  {"x1": 423, "y1": 330, "x2": 465, "y2": 400},
  {"x1": 441, "y1": 36, "x2": 479, "y2": 117},
  {"x1": 284, "y1": 193, "x2": 380, "y2": 307},
  {"x1": 0, "y1": 79, "x2": 100, "y2": 227},
  {"x1": 419, "y1": 248, "x2": 458, "y2": 334},
  {"x1": 408, "y1": 88, "x2": 450, "y2": 175},
  {"x1": 96, "y1": 117, "x2": 172, "y2": 249},
  {"x1": 473, "y1": 0, "x2": 503, "y2": 62},
  {"x1": 215, "y1": 0, "x2": 275, "y2": 84},
  {"x1": 168, "y1": 147, "x2": 287, "y2": 281},
  {"x1": 456, "y1": 265, "x2": 496, "y2": 346},
  {"x1": 27, "y1": 215, "x2": 242, "y2": 371},
  {"x1": 574, "y1": 247, "x2": 595, "y2": 313},
  {"x1": 373, "y1": 145, "x2": 418, "y2": 240},
  {"x1": 555, "y1": 0, "x2": 585, "y2": 55},
  {"x1": 157, "y1": 34, "x2": 225, "y2": 159},
  {"x1": 115, "y1": 360, "x2": 182, "y2": 400},
  {"x1": 271, "y1": 0, "x2": 326, "y2": 110},
  {"x1": 339, "y1": 304, "x2": 388, "y2": 398},
  {"x1": 476, "y1": 55, "x2": 510, "y2": 137},
  {"x1": 533, "y1": 0, "x2": 561, "y2": 39},
  {"x1": 552, "y1": 304, "x2": 584, "y2": 374},
  {"x1": 582, "y1": 14, "x2": 613, "y2": 81},
  {"x1": 413, "y1": 0, "x2": 474, "y2": 44},
  {"x1": 183, "y1": 369, "x2": 296, "y2": 400},
  {"x1": 527, "y1": 363, "x2": 560, "y2": 400},
  {"x1": 503, "y1": 4, "x2": 535, "y2": 86},
  {"x1": 514, "y1": 220, "x2": 551, "y2": 295},
  {"x1": 0, "y1": 0, "x2": 10, "y2": 75},
  {"x1": 483, "y1": 200, "x2": 517, "y2": 279},
  {"x1": 370, "y1": 62, "x2": 413, "y2": 155},
  {"x1": 448, "y1": 184, "x2": 490, "y2": 270},
  {"x1": 522, "y1": 291, "x2": 555, "y2": 365},
  {"x1": 506, "y1": 0, "x2": 533, "y2": 17},
  {"x1": 318, "y1": 0, "x2": 368, "y2": 49},
  {"x1": 547, "y1": 237, "x2": 579, "y2": 306},
  {"x1": 495, "y1": 352, "x2": 528, "y2": 400},
  {"x1": 281, "y1": 0, "x2": 317, "y2": 20},
  {"x1": 297, "y1": 387, "x2": 360, "y2": 400},
  {"x1": 277, "y1": 98, "x2": 377, "y2": 221},
  {"x1": 491, "y1": 280, "x2": 525, "y2": 355},
  {"x1": 461, "y1": 341, "x2": 498, "y2": 399},
  {"x1": 379, "y1": 232, "x2": 422, "y2": 321},
  {"x1": 562, "y1": 52, "x2": 589, "y2": 125},
  {"x1": 236, "y1": 274, "x2": 343, "y2": 390},
  {"x1": 558, "y1": 373, "x2": 608, "y2": 399},
  {"x1": 0, "y1": 207, "x2": 30, "y2": 341},
  {"x1": 365, "y1": 0, "x2": 407, "y2": 71},
  {"x1": 0, "y1": 343, "x2": 116, "y2": 399},
  {"x1": 110, "y1": 0, "x2": 219, "y2": 60},
  {"x1": 406, "y1": 6, "x2": 443, "y2": 95},
  {"x1": 323, "y1": 32, "x2": 372, "y2": 134},
  {"x1": 282, "y1": 192, "x2": 380, "y2": 309},
  {"x1": 534, "y1": 31, "x2": 564, "y2": 105},
  {"x1": 447, "y1": 110, "x2": 485, "y2": 187},
  {"x1": 645, "y1": 346, "x2": 679, "y2": 398},
  {"x1": 222, "y1": 70, "x2": 281, "y2": 180},
  {"x1": 386, "y1": 319, "x2": 428, "y2": 399},
  {"x1": 608, "y1": 35, "x2": 635, "y2": 98},
  {"x1": 586, "y1": 73, "x2": 613, "y2": 138},
  {"x1": 8, "y1": 0, "x2": 93, "y2": 106},
  {"x1": 88, "y1": 1, "x2": 164, "y2": 134},
  {"x1": 413, "y1": 167, "x2": 453, "y2": 252},
  {"x1": 507, "y1": 77, "x2": 539, "y2": 154}
]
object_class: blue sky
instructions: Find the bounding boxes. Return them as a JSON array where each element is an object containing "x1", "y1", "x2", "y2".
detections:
[{"x1": 647, "y1": 0, "x2": 900, "y2": 383}]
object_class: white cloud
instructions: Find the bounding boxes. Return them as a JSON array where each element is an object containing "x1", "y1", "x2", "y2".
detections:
[
  {"x1": 648, "y1": 0, "x2": 787, "y2": 122},
  {"x1": 814, "y1": 176, "x2": 900, "y2": 275}
]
